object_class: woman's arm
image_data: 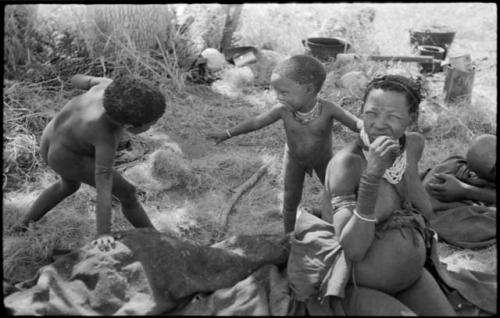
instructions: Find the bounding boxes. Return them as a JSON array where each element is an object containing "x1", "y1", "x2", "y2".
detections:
[{"x1": 325, "y1": 150, "x2": 376, "y2": 262}]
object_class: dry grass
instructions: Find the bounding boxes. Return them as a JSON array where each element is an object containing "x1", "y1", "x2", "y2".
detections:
[{"x1": 3, "y1": 3, "x2": 496, "y2": 285}]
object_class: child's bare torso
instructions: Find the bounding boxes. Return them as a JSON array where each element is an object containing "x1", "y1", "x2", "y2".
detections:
[
  {"x1": 281, "y1": 99, "x2": 333, "y2": 166},
  {"x1": 41, "y1": 84, "x2": 119, "y2": 162}
]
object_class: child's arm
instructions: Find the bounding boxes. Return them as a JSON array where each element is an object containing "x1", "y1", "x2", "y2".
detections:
[
  {"x1": 207, "y1": 104, "x2": 283, "y2": 144},
  {"x1": 329, "y1": 102, "x2": 363, "y2": 132},
  {"x1": 92, "y1": 139, "x2": 117, "y2": 250},
  {"x1": 71, "y1": 74, "x2": 112, "y2": 90}
]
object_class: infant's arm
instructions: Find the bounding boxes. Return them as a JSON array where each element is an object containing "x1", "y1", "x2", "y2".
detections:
[
  {"x1": 71, "y1": 74, "x2": 112, "y2": 90},
  {"x1": 461, "y1": 182, "x2": 496, "y2": 205},
  {"x1": 328, "y1": 101, "x2": 362, "y2": 132}
]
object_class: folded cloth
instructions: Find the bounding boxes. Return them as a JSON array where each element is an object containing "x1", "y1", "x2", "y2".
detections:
[{"x1": 286, "y1": 211, "x2": 351, "y2": 315}]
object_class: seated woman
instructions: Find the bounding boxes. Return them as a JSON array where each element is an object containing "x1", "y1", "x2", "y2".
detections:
[{"x1": 287, "y1": 75, "x2": 456, "y2": 316}]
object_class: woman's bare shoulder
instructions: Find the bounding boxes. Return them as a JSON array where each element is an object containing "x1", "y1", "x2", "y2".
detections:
[
  {"x1": 325, "y1": 143, "x2": 364, "y2": 194},
  {"x1": 326, "y1": 142, "x2": 364, "y2": 187}
]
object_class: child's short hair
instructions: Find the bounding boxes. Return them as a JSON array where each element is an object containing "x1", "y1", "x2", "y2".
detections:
[
  {"x1": 362, "y1": 74, "x2": 423, "y2": 120},
  {"x1": 103, "y1": 75, "x2": 166, "y2": 126},
  {"x1": 273, "y1": 55, "x2": 326, "y2": 93}
]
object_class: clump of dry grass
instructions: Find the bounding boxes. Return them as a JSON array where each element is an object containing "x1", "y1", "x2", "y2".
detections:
[
  {"x1": 151, "y1": 149, "x2": 202, "y2": 194},
  {"x1": 2, "y1": 80, "x2": 67, "y2": 191},
  {"x1": 3, "y1": 192, "x2": 95, "y2": 283},
  {"x1": 211, "y1": 66, "x2": 255, "y2": 98}
]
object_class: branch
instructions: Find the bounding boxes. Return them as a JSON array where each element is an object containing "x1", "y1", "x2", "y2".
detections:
[{"x1": 218, "y1": 159, "x2": 272, "y2": 235}]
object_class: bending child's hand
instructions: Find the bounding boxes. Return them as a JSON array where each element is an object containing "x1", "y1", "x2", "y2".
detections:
[
  {"x1": 428, "y1": 173, "x2": 467, "y2": 202},
  {"x1": 206, "y1": 131, "x2": 229, "y2": 145},
  {"x1": 92, "y1": 234, "x2": 116, "y2": 251},
  {"x1": 365, "y1": 136, "x2": 400, "y2": 177}
]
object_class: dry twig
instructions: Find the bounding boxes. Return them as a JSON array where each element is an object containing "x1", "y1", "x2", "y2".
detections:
[{"x1": 218, "y1": 159, "x2": 272, "y2": 236}]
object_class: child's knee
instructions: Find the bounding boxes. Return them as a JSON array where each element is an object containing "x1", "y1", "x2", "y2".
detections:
[
  {"x1": 115, "y1": 182, "x2": 139, "y2": 205},
  {"x1": 60, "y1": 179, "x2": 81, "y2": 194}
]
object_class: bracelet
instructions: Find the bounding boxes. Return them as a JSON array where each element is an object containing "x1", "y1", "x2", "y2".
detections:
[
  {"x1": 352, "y1": 208, "x2": 377, "y2": 223},
  {"x1": 226, "y1": 129, "x2": 232, "y2": 138}
]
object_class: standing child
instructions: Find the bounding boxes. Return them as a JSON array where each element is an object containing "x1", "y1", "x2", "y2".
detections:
[
  {"x1": 207, "y1": 55, "x2": 362, "y2": 233},
  {"x1": 12, "y1": 74, "x2": 166, "y2": 251}
]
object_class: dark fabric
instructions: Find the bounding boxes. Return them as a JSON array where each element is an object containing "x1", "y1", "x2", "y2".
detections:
[
  {"x1": 426, "y1": 156, "x2": 496, "y2": 249},
  {"x1": 169, "y1": 264, "x2": 290, "y2": 316},
  {"x1": 430, "y1": 205, "x2": 496, "y2": 248},
  {"x1": 4, "y1": 229, "x2": 290, "y2": 315}
]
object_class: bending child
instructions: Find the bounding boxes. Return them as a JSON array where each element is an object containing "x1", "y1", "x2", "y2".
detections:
[
  {"x1": 207, "y1": 55, "x2": 362, "y2": 233},
  {"x1": 13, "y1": 74, "x2": 166, "y2": 251}
]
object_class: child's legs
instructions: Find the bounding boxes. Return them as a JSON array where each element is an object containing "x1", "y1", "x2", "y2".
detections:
[
  {"x1": 18, "y1": 140, "x2": 81, "y2": 227},
  {"x1": 282, "y1": 153, "x2": 306, "y2": 233},
  {"x1": 313, "y1": 159, "x2": 330, "y2": 185},
  {"x1": 20, "y1": 177, "x2": 81, "y2": 226},
  {"x1": 342, "y1": 285, "x2": 416, "y2": 316},
  {"x1": 69, "y1": 156, "x2": 155, "y2": 230},
  {"x1": 110, "y1": 173, "x2": 155, "y2": 229},
  {"x1": 394, "y1": 267, "x2": 456, "y2": 316}
]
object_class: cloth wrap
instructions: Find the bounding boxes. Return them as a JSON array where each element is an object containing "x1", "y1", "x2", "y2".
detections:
[{"x1": 287, "y1": 195, "x2": 429, "y2": 315}]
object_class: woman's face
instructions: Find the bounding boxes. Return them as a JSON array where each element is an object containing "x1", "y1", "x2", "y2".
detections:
[{"x1": 362, "y1": 88, "x2": 412, "y2": 143}]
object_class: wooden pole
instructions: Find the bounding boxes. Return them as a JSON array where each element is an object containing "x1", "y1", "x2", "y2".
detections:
[
  {"x1": 443, "y1": 65, "x2": 475, "y2": 105},
  {"x1": 220, "y1": 5, "x2": 243, "y2": 54}
]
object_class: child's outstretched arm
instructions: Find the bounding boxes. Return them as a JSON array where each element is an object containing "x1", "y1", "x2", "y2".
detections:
[
  {"x1": 207, "y1": 104, "x2": 283, "y2": 145},
  {"x1": 71, "y1": 74, "x2": 112, "y2": 90},
  {"x1": 92, "y1": 138, "x2": 117, "y2": 251},
  {"x1": 330, "y1": 102, "x2": 363, "y2": 132}
]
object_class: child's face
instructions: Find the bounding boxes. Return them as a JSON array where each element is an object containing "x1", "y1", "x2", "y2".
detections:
[
  {"x1": 125, "y1": 120, "x2": 157, "y2": 135},
  {"x1": 270, "y1": 73, "x2": 315, "y2": 111},
  {"x1": 362, "y1": 88, "x2": 412, "y2": 143}
]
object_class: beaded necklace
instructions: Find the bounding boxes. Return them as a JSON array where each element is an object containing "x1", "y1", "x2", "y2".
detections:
[
  {"x1": 360, "y1": 127, "x2": 407, "y2": 184},
  {"x1": 293, "y1": 99, "x2": 321, "y2": 124}
]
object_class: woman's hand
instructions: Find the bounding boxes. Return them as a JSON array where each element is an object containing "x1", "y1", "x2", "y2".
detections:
[
  {"x1": 206, "y1": 131, "x2": 230, "y2": 145},
  {"x1": 364, "y1": 136, "x2": 400, "y2": 177},
  {"x1": 427, "y1": 173, "x2": 467, "y2": 202},
  {"x1": 92, "y1": 234, "x2": 116, "y2": 251}
]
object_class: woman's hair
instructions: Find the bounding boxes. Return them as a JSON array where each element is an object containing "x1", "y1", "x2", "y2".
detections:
[
  {"x1": 273, "y1": 55, "x2": 326, "y2": 93},
  {"x1": 103, "y1": 75, "x2": 166, "y2": 126},
  {"x1": 361, "y1": 74, "x2": 423, "y2": 120}
]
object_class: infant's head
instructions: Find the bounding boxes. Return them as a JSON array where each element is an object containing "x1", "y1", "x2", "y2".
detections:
[{"x1": 466, "y1": 134, "x2": 496, "y2": 182}]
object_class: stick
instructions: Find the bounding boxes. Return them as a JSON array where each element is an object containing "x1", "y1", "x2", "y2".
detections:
[{"x1": 218, "y1": 159, "x2": 272, "y2": 233}]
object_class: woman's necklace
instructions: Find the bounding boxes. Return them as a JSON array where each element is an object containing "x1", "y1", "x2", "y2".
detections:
[
  {"x1": 360, "y1": 127, "x2": 407, "y2": 184},
  {"x1": 293, "y1": 100, "x2": 320, "y2": 124}
]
